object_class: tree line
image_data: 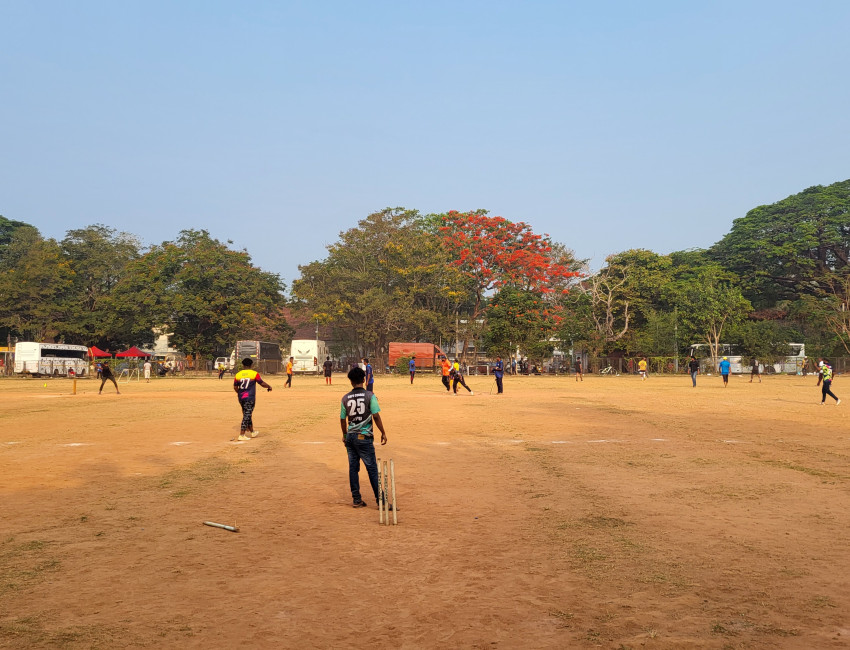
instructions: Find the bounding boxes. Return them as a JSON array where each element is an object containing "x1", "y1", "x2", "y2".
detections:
[{"x1": 2, "y1": 178, "x2": 848, "y2": 365}]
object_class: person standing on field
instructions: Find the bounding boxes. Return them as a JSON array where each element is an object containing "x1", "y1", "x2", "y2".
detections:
[
  {"x1": 98, "y1": 361, "x2": 120, "y2": 395},
  {"x1": 638, "y1": 357, "x2": 648, "y2": 380},
  {"x1": 719, "y1": 356, "x2": 731, "y2": 387},
  {"x1": 217, "y1": 361, "x2": 227, "y2": 380},
  {"x1": 493, "y1": 356, "x2": 504, "y2": 394},
  {"x1": 340, "y1": 366, "x2": 388, "y2": 508},
  {"x1": 440, "y1": 355, "x2": 452, "y2": 392},
  {"x1": 363, "y1": 358, "x2": 374, "y2": 393},
  {"x1": 143, "y1": 359, "x2": 152, "y2": 383},
  {"x1": 408, "y1": 356, "x2": 416, "y2": 384},
  {"x1": 574, "y1": 357, "x2": 583, "y2": 382},
  {"x1": 285, "y1": 356, "x2": 294, "y2": 388},
  {"x1": 820, "y1": 361, "x2": 840, "y2": 405},
  {"x1": 233, "y1": 358, "x2": 272, "y2": 440},
  {"x1": 688, "y1": 355, "x2": 700, "y2": 387},
  {"x1": 750, "y1": 357, "x2": 761, "y2": 383},
  {"x1": 323, "y1": 356, "x2": 333, "y2": 385}
]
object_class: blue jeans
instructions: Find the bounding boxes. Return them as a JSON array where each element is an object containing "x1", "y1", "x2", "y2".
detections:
[
  {"x1": 346, "y1": 435, "x2": 380, "y2": 503},
  {"x1": 691, "y1": 371, "x2": 697, "y2": 387}
]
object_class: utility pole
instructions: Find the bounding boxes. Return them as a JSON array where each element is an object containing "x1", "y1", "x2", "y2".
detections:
[{"x1": 673, "y1": 307, "x2": 679, "y2": 373}]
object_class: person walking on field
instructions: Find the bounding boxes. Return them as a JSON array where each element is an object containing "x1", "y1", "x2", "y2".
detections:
[
  {"x1": 688, "y1": 355, "x2": 700, "y2": 387},
  {"x1": 408, "y1": 356, "x2": 416, "y2": 384},
  {"x1": 574, "y1": 357, "x2": 583, "y2": 382},
  {"x1": 638, "y1": 357, "x2": 648, "y2": 380},
  {"x1": 143, "y1": 359, "x2": 152, "y2": 383},
  {"x1": 440, "y1": 355, "x2": 452, "y2": 392},
  {"x1": 451, "y1": 360, "x2": 474, "y2": 395},
  {"x1": 217, "y1": 361, "x2": 227, "y2": 380},
  {"x1": 363, "y1": 358, "x2": 374, "y2": 393},
  {"x1": 323, "y1": 356, "x2": 333, "y2": 385},
  {"x1": 340, "y1": 366, "x2": 388, "y2": 508},
  {"x1": 493, "y1": 356, "x2": 504, "y2": 394},
  {"x1": 750, "y1": 357, "x2": 761, "y2": 383},
  {"x1": 820, "y1": 362, "x2": 840, "y2": 405},
  {"x1": 719, "y1": 356, "x2": 731, "y2": 387},
  {"x1": 233, "y1": 358, "x2": 272, "y2": 441},
  {"x1": 285, "y1": 356, "x2": 294, "y2": 388},
  {"x1": 98, "y1": 361, "x2": 120, "y2": 395}
]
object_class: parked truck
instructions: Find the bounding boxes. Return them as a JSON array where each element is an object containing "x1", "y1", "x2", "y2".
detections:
[
  {"x1": 290, "y1": 339, "x2": 330, "y2": 373},
  {"x1": 235, "y1": 340, "x2": 282, "y2": 374},
  {"x1": 388, "y1": 342, "x2": 447, "y2": 370}
]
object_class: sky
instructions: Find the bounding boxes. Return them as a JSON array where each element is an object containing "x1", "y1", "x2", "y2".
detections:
[{"x1": 2, "y1": 1, "x2": 849, "y2": 285}]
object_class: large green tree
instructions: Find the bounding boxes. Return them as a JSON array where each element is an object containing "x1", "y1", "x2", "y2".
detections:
[
  {"x1": 710, "y1": 179, "x2": 850, "y2": 305},
  {"x1": 114, "y1": 230, "x2": 288, "y2": 357}
]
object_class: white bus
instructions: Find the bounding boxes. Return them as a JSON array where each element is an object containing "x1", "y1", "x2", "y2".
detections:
[
  {"x1": 290, "y1": 339, "x2": 330, "y2": 373},
  {"x1": 14, "y1": 342, "x2": 90, "y2": 377}
]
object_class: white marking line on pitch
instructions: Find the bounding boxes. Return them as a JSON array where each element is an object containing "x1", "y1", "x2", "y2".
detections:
[
  {"x1": 551, "y1": 441, "x2": 573, "y2": 444},
  {"x1": 302, "y1": 441, "x2": 326, "y2": 444},
  {"x1": 722, "y1": 440, "x2": 750, "y2": 444},
  {"x1": 4, "y1": 441, "x2": 22, "y2": 445},
  {"x1": 170, "y1": 442, "x2": 192, "y2": 446},
  {"x1": 61, "y1": 443, "x2": 91, "y2": 447},
  {"x1": 651, "y1": 438, "x2": 667, "y2": 442},
  {"x1": 586, "y1": 439, "x2": 624, "y2": 443}
]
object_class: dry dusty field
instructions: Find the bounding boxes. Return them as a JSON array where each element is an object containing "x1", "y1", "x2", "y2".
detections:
[{"x1": 1, "y1": 370, "x2": 848, "y2": 649}]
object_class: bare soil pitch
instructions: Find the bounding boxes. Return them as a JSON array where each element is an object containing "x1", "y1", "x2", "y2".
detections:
[{"x1": 1, "y1": 372, "x2": 848, "y2": 648}]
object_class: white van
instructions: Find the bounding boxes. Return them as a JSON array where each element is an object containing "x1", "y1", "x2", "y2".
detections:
[
  {"x1": 290, "y1": 339, "x2": 330, "y2": 373},
  {"x1": 14, "y1": 342, "x2": 90, "y2": 377}
]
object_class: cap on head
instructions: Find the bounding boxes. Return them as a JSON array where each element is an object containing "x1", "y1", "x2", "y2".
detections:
[{"x1": 722, "y1": 356, "x2": 728, "y2": 360}]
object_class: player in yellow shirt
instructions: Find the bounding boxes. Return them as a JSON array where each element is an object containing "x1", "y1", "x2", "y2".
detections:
[
  {"x1": 638, "y1": 357, "x2": 648, "y2": 380},
  {"x1": 285, "y1": 356, "x2": 294, "y2": 388}
]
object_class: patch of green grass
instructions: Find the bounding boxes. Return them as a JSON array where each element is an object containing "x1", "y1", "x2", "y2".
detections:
[{"x1": 158, "y1": 457, "x2": 237, "y2": 497}]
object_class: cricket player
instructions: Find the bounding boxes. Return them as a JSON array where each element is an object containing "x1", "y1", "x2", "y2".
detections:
[
  {"x1": 285, "y1": 356, "x2": 294, "y2": 388},
  {"x1": 340, "y1": 366, "x2": 388, "y2": 508},
  {"x1": 440, "y1": 355, "x2": 451, "y2": 391},
  {"x1": 638, "y1": 357, "x2": 648, "y2": 380},
  {"x1": 820, "y1": 361, "x2": 840, "y2": 405},
  {"x1": 363, "y1": 358, "x2": 374, "y2": 392},
  {"x1": 493, "y1": 356, "x2": 504, "y2": 394},
  {"x1": 451, "y1": 360, "x2": 473, "y2": 395},
  {"x1": 98, "y1": 361, "x2": 120, "y2": 395},
  {"x1": 719, "y1": 356, "x2": 731, "y2": 387},
  {"x1": 233, "y1": 358, "x2": 272, "y2": 441},
  {"x1": 409, "y1": 355, "x2": 416, "y2": 384}
]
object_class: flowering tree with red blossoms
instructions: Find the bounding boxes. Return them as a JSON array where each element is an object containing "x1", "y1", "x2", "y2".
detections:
[{"x1": 437, "y1": 210, "x2": 581, "y2": 358}]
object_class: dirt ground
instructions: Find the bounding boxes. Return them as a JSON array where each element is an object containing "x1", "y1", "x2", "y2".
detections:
[{"x1": 1, "y1": 370, "x2": 848, "y2": 649}]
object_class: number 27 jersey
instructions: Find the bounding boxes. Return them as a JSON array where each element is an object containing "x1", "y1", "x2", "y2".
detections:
[
  {"x1": 340, "y1": 388, "x2": 380, "y2": 435},
  {"x1": 234, "y1": 369, "x2": 262, "y2": 400}
]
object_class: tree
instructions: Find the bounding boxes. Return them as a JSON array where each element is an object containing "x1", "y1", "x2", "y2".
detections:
[
  {"x1": 114, "y1": 230, "x2": 288, "y2": 357},
  {"x1": 673, "y1": 265, "x2": 752, "y2": 366},
  {"x1": 799, "y1": 274, "x2": 850, "y2": 355},
  {"x1": 482, "y1": 287, "x2": 557, "y2": 361},
  {"x1": 710, "y1": 179, "x2": 850, "y2": 305},
  {"x1": 293, "y1": 208, "x2": 467, "y2": 362},
  {"x1": 436, "y1": 210, "x2": 579, "y2": 358},
  {"x1": 56, "y1": 225, "x2": 142, "y2": 347},
  {"x1": 0, "y1": 227, "x2": 73, "y2": 341}
]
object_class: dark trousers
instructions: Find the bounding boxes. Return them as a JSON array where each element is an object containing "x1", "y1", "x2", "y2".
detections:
[
  {"x1": 722, "y1": 373, "x2": 729, "y2": 385},
  {"x1": 99, "y1": 376, "x2": 119, "y2": 392},
  {"x1": 410, "y1": 371, "x2": 415, "y2": 384},
  {"x1": 285, "y1": 373, "x2": 292, "y2": 387},
  {"x1": 453, "y1": 376, "x2": 471, "y2": 393},
  {"x1": 822, "y1": 380, "x2": 839, "y2": 403},
  {"x1": 495, "y1": 375, "x2": 503, "y2": 393},
  {"x1": 239, "y1": 399, "x2": 255, "y2": 431},
  {"x1": 441, "y1": 375, "x2": 450, "y2": 391},
  {"x1": 346, "y1": 436, "x2": 380, "y2": 503},
  {"x1": 218, "y1": 368, "x2": 226, "y2": 379},
  {"x1": 691, "y1": 371, "x2": 698, "y2": 387}
]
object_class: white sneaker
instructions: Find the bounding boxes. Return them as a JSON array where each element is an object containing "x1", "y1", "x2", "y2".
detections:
[
  {"x1": 470, "y1": 391, "x2": 474, "y2": 395},
  {"x1": 237, "y1": 434, "x2": 251, "y2": 441},
  {"x1": 837, "y1": 400, "x2": 841, "y2": 405},
  {"x1": 250, "y1": 431, "x2": 259, "y2": 438}
]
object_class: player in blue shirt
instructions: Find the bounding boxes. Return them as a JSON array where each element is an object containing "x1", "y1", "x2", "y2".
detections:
[
  {"x1": 719, "y1": 356, "x2": 731, "y2": 387},
  {"x1": 408, "y1": 355, "x2": 416, "y2": 384},
  {"x1": 363, "y1": 357, "x2": 374, "y2": 392},
  {"x1": 340, "y1": 366, "x2": 388, "y2": 508},
  {"x1": 493, "y1": 356, "x2": 504, "y2": 394}
]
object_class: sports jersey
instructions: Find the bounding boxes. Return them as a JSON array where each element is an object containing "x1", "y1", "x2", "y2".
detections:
[
  {"x1": 409, "y1": 358, "x2": 415, "y2": 372},
  {"x1": 638, "y1": 360, "x2": 647, "y2": 372},
  {"x1": 441, "y1": 359, "x2": 451, "y2": 376},
  {"x1": 822, "y1": 365, "x2": 833, "y2": 381},
  {"x1": 719, "y1": 359, "x2": 731, "y2": 375},
  {"x1": 494, "y1": 360, "x2": 503, "y2": 378},
  {"x1": 234, "y1": 369, "x2": 262, "y2": 401},
  {"x1": 286, "y1": 361, "x2": 293, "y2": 374},
  {"x1": 365, "y1": 363, "x2": 373, "y2": 385},
  {"x1": 340, "y1": 388, "x2": 381, "y2": 437}
]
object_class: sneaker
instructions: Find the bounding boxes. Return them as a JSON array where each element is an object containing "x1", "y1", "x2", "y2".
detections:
[
  {"x1": 250, "y1": 431, "x2": 259, "y2": 438},
  {"x1": 837, "y1": 400, "x2": 841, "y2": 405},
  {"x1": 470, "y1": 391, "x2": 474, "y2": 395},
  {"x1": 237, "y1": 434, "x2": 251, "y2": 441},
  {"x1": 352, "y1": 500, "x2": 367, "y2": 508}
]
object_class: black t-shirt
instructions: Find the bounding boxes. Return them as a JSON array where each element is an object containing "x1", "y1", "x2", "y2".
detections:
[
  {"x1": 323, "y1": 359, "x2": 333, "y2": 376},
  {"x1": 688, "y1": 359, "x2": 699, "y2": 373},
  {"x1": 101, "y1": 365, "x2": 114, "y2": 379}
]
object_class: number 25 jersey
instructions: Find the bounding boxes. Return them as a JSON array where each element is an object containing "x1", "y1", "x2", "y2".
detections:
[{"x1": 340, "y1": 388, "x2": 380, "y2": 436}]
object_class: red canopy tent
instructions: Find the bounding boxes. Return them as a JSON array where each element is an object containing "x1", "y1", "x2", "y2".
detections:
[
  {"x1": 115, "y1": 346, "x2": 151, "y2": 358},
  {"x1": 89, "y1": 346, "x2": 111, "y2": 358}
]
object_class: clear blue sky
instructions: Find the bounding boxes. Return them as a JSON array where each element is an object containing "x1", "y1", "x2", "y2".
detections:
[{"x1": 2, "y1": 1, "x2": 848, "y2": 284}]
